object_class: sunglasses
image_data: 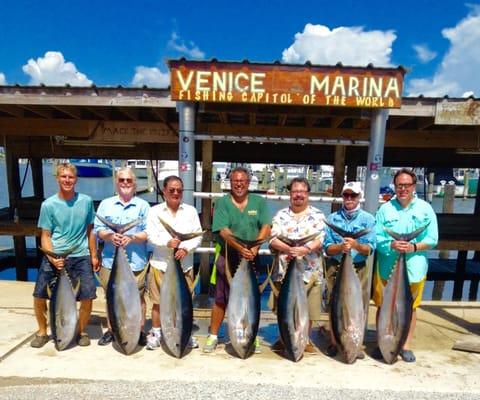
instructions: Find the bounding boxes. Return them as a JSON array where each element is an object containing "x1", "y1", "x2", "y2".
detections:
[
  {"x1": 167, "y1": 188, "x2": 183, "y2": 194},
  {"x1": 118, "y1": 178, "x2": 133, "y2": 184},
  {"x1": 342, "y1": 193, "x2": 359, "y2": 199},
  {"x1": 395, "y1": 183, "x2": 414, "y2": 190}
]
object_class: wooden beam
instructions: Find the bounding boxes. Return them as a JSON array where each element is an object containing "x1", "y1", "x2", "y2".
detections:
[
  {"x1": 278, "y1": 114, "x2": 287, "y2": 126},
  {"x1": 19, "y1": 105, "x2": 52, "y2": 119},
  {"x1": 389, "y1": 117, "x2": 412, "y2": 129},
  {"x1": 330, "y1": 117, "x2": 345, "y2": 128},
  {"x1": 417, "y1": 117, "x2": 435, "y2": 130},
  {"x1": 0, "y1": 105, "x2": 24, "y2": 118},
  {"x1": 249, "y1": 113, "x2": 256, "y2": 126},
  {"x1": 51, "y1": 105, "x2": 82, "y2": 119},
  {"x1": 118, "y1": 107, "x2": 139, "y2": 121},
  {"x1": 85, "y1": 106, "x2": 110, "y2": 120}
]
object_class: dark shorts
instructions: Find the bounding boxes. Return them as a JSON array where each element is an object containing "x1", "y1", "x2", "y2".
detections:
[
  {"x1": 33, "y1": 256, "x2": 97, "y2": 301},
  {"x1": 211, "y1": 251, "x2": 259, "y2": 306}
]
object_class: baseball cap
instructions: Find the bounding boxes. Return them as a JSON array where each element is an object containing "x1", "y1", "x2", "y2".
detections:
[{"x1": 342, "y1": 181, "x2": 363, "y2": 196}]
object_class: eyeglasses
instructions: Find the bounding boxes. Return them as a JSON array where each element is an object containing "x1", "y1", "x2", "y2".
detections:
[
  {"x1": 231, "y1": 179, "x2": 248, "y2": 184},
  {"x1": 395, "y1": 183, "x2": 414, "y2": 190},
  {"x1": 118, "y1": 178, "x2": 133, "y2": 184},
  {"x1": 167, "y1": 188, "x2": 183, "y2": 194},
  {"x1": 342, "y1": 193, "x2": 359, "y2": 199},
  {"x1": 290, "y1": 190, "x2": 309, "y2": 195}
]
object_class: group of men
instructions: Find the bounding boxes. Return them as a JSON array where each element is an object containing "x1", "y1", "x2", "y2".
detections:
[{"x1": 30, "y1": 163, "x2": 438, "y2": 363}]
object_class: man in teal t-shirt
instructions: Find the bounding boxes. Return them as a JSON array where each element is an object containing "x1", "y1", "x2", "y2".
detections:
[
  {"x1": 203, "y1": 166, "x2": 271, "y2": 354},
  {"x1": 31, "y1": 162, "x2": 99, "y2": 349},
  {"x1": 374, "y1": 168, "x2": 438, "y2": 363}
]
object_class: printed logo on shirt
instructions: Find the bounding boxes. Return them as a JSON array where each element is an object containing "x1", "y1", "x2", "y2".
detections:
[{"x1": 248, "y1": 210, "x2": 258, "y2": 216}]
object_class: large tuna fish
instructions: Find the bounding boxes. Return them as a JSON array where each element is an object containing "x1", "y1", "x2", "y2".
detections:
[
  {"x1": 377, "y1": 225, "x2": 428, "y2": 364},
  {"x1": 324, "y1": 222, "x2": 370, "y2": 364},
  {"x1": 40, "y1": 247, "x2": 78, "y2": 351},
  {"x1": 274, "y1": 233, "x2": 320, "y2": 362},
  {"x1": 157, "y1": 217, "x2": 204, "y2": 358},
  {"x1": 96, "y1": 215, "x2": 142, "y2": 355},
  {"x1": 224, "y1": 236, "x2": 267, "y2": 359}
]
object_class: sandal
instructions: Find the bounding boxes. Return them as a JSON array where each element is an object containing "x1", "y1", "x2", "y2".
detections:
[{"x1": 399, "y1": 349, "x2": 416, "y2": 363}]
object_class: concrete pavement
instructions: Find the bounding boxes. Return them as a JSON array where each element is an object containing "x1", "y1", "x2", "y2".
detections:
[{"x1": 0, "y1": 280, "x2": 480, "y2": 397}]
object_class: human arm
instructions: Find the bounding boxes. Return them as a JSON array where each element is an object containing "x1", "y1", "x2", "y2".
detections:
[
  {"x1": 87, "y1": 224, "x2": 100, "y2": 272},
  {"x1": 40, "y1": 229, "x2": 65, "y2": 270}
]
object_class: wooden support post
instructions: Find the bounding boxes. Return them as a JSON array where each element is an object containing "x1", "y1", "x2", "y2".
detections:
[
  {"x1": 346, "y1": 162, "x2": 358, "y2": 182},
  {"x1": 30, "y1": 157, "x2": 44, "y2": 199},
  {"x1": 433, "y1": 183, "x2": 455, "y2": 300},
  {"x1": 453, "y1": 250, "x2": 467, "y2": 300},
  {"x1": 331, "y1": 145, "x2": 346, "y2": 212},
  {"x1": 5, "y1": 144, "x2": 28, "y2": 281},
  {"x1": 200, "y1": 140, "x2": 213, "y2": 293}
]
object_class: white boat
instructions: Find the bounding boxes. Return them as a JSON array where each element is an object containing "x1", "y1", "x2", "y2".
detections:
[{"x1": 126, "y1": 160, "x2": 151, "y2": 179}]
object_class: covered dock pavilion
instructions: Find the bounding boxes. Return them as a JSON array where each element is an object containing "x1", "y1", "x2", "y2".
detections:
[{"x1": 0, "y1": 59, "x2": 480, "y2": 300}]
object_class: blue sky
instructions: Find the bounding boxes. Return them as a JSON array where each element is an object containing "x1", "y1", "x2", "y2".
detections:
[{"x1": 0, "y1": 0, "x2": 479, "y2": 97}]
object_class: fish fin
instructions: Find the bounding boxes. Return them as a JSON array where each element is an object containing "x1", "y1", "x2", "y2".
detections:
[
  {"x1": 177, "y1": 230, "x2": 205, "y2": 242},
  {"x1": 258, "y1": 264, "x2": 272, "y2": 294},
  {"x1": 325, "y1": 221, "x2": 350, "y2": 238},
  {"x1": 95, "y1": 214, "x2": 141, "y2": 234},
  {"x1": 385, "y1": 224, "x2": 429, "y2": 242},
  {"x1": 268, "y1": 271, "x2": 279, "y2": 298},
  {"x1": 46, "y1": 283, "x2": 52, "y2": 298},
  {"x1": 224, "y1": 244, "x2": 233, "y2": 285},
  {"x1": 158, "y1": 217, "x2": 179, "y2": 238},
  {"x1": 351, "y1": 228, "x2": 371, "y2": 240},
  {"x1": 275, "y1": 232, "x2": 320, "y2": 247}
]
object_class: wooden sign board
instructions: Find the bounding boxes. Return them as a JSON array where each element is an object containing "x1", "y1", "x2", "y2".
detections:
[{"x1": 169, "y1": 60, "x2": 405, "y2": 108}]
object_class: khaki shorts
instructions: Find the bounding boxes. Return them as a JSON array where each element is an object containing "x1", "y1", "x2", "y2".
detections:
[
  {"x1": 97, "y1": 265, "x2": 148, "y2": 296},
  {"x1": 325, "y1": 259, "x2": 369, "y2": 313},
  {"x1": 373, "y1": 274, "x2": 425, "y2": 310},
  {"x1": 268, "y1": 280, "x2": 323, "y2": 322},
  {"x1": 147, "y1": 265, "x2": 194, "y2": 305}
]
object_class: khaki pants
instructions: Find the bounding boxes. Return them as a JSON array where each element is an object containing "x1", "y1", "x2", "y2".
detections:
[
  {"x1": 268, "y1": 280, "x2": 323, "y2": 321},
  {"x1": 97, "y1": 265, "x2": 148, "y2": 296},
  {"x1": 147, "y1": 266, "x2": 194, "y2": 305}
]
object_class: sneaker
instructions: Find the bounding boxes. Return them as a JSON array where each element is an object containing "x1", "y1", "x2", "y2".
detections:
[
  {"x1": 146, "y1": 331, "x2": 161, "y2": 350},
  {"x1": 399, "y1": 349, "x2": 416, "y2": 363},
  {"x1": 202, "y1": 335, "x2": 218, "y2": 353},
  {"x1": 253, "y1": 337, "x2": 262, "y2": 354},
  {"x1": 187, "y1": 336, "x2": 199, "y2": 349},
  {"x1": 77, "y1": 332, "x2": 91, "y2": 347},
  {"x1": 31, "y1": 334, "x2": 49, "y2": 348},
  {"x1": 305, "y1": 341, "x2": 317, "y2": 354},
  {"x1": 270, "y1": 338, "x2": 284, "y2": 352},
  {"x1": 138, "y1": 331, "x2": 147, "y2": 347},
  {"x1": 326, "y1": 344, "x2": 338, "y2": 357},
  {"x1": 98, "y1": 330, "x2": 114, "y2": 346}
]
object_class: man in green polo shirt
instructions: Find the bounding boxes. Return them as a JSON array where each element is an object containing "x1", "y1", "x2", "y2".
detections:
[{"x1": 203, "y1": 166, "x2": 271, "y2": 354}]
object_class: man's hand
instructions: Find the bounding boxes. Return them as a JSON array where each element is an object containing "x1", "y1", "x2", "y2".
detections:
[
  {"x1": 49, "y1": 256, "x2": 65, "y2": 270},
  {"x1": 174, "y1": 248, "x2": 188, "y2": 260},
  {"x1": 91, "y1": 255, "x2": 100, "y2": 272},
  {"x1": 391, "y1": 240, "x2": 415, "y2": 253},
  {"x1": 289, "y1": 245, "x2": 310, "y2": 258},
  {"x1": 342, "y1": 237, "x2": 358, "y2": 253},
  {"x1": 239, "y1": 247, "x2": 255, "y2": 261},
  {"x1": 167, "y1": 238, "x2": 181, "y2": 249}
]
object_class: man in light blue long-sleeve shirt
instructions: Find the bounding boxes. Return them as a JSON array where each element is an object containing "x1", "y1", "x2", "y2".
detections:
[
  {"x1": 323, "y1": 181, "x2": 376, "y2": 357},
  {"x1": 374, "y1": 168, "x2": 438, "y2": 363}
]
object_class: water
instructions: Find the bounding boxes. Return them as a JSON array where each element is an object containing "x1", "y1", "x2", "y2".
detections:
[{"x1": 0, "y1": 160, "x2": 477, "y2": 300}]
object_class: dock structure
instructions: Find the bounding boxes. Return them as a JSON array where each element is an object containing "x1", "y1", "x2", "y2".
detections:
[{"x1": 0, "y1": 59, "x2": 480, "y2": 300}]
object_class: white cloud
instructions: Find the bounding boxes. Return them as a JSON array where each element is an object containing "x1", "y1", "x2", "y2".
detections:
[
  {"x1": 168, "y1": 32, "x2": 205, "y2": 59},
  {"x1": 413, "y1": 44, "x2": 437, "y2": 63},
  {"x1": 407, "y1": 6, "x2": 480, "y2": 97},
  {"x1": 282, "y1": 23, "x2": 396, "y2": 67},
  {"x1": 131, "y1": 66, "x2": 170, "y2": 88},
  {"x1": 0, "y1": 73, "x2": 6, "y2": 85},
  {"x1": 22, "y1": 51, "x2": 92, "y2": 86}
]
